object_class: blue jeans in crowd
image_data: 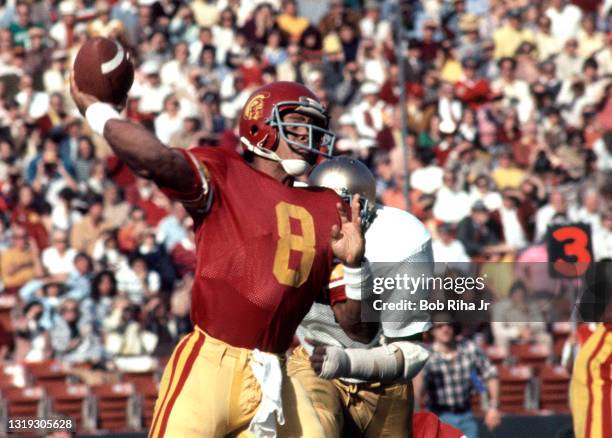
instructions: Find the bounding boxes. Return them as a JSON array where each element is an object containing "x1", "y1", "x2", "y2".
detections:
[{"x1": 438, "y1": 411, "x2": 478, "y2": 438}]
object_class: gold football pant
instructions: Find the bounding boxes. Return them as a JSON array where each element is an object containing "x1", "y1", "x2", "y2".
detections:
[
  {"x1": 149, "y1": 327, "x2": 325, "y2": 438},
  {"x1": 570, "y1": 323, "x2": 612, "y2": 438},
  {"x1": 287, "y1": 345, "x2": 413, "y2": 438}
]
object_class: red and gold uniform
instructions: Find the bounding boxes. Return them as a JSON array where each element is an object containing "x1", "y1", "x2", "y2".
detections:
[
  {"x1": 150, "y1": 146, "x2": 342, "y2": 438},
  {"x1": 570, "y1": 323, "x2": 612, "y2": 438}
]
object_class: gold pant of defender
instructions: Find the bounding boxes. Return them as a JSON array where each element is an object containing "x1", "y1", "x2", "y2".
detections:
[
  {"x1": 287, "y1": 346, "x2": 413, "y2": 438},
  {"x1": 149, "y1": 327, "x2": 325, "y2": 438}
]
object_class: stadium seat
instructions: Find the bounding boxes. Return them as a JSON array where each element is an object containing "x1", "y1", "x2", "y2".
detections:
[
  {"x1": 510, "y1": 343, "x2": 550, "y2": 374},
  {"x1": 132, "y1": 380, "x2": 160, "y2": 429},
  {"x1": 498, "y1": 365, "x2": 532, "y2": 414},
  {"x1": 1, "y1": 386, "x2": 45, "y2": 418},
  {"x1": 485, "y1": 345, "x2": 506, "y2": 366},
  {"x1": 46, "y1": 384, "x2": 91, "y2": 431},
  {"x1": 91, "y1": 383, "x2": 135, "y2": 432},
  {"x1": 539, "y1": 364, "x2": 571, "y2": 413},
  {"x1": 122, "y1": 369, "x2": 157, "y2": 387},
  {"x1": 24, "y1": 361, "x2": 69, "y2": 391},
  {"x1": 552, "y1": 323, "x2": 571, "y2": 360}
]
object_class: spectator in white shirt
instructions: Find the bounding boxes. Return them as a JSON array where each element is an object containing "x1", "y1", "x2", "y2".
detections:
[
  {"x1": 534, "y1": 190, "x2": 577, "y2": 242},
  {"x1": 468, "y1": 175, "x2": 503, "y2": 212},
  {"x1": 492, "y1": 57, "x2": 534, "y2": 123},
  {"x1": 159, "y1": 41, "x2": 191, "y2": 91},
  {"x1": 592, "y1": 209, "x2": 612, "y2": 261},
  {"x1": 545, "y1": 0, "x2": 582, "y2": 43},
  {"x1": 432, "y1": 222, "x2": 471, "y2": 264},
  {"x1": 116, "y1": 255, "x2": 160, "y2": 305},
  {"x1": 136, "y1": 61, "x2": 171, "y2": 115},
  {"x1": 433, "y1": 170, "x2": 471, "y2": 224},
  {"x1": 351, "y1": 81, "x2": 385, "y2": 149},
  {"x1": 576, "y1": 189, "x2": 602, "y2": 234},
  {"x1": 41, "y1": 229, "x2": 76, "y2": 277},
  {"x1": 154, "y1": 94, "x2": 185, "y2": 144}
]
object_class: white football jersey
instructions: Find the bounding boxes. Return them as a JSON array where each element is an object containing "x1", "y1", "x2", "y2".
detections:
[{"x1": 297, "y1": 205, "x2": 433, "y2": 354}]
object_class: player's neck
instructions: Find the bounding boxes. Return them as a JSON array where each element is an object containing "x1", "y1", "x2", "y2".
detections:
[{"x1": 250, "y1": 157, "x2": 294, "y2": 186}]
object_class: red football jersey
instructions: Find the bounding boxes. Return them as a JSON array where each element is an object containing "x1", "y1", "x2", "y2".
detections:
[{"x1": 163, "y1": 147, "x2": 342, "y2": 353}]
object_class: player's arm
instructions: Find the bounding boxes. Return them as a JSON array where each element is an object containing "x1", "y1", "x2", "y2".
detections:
[
  {"x1": 69, "y1": 73, "x2": 198, "y2": 197},
  {"x1": 309, "y1": 338, "x2": 429, "y2": 382},
  {"x1": 328, "y1": 194, "x2": 377, "y2": 344}
]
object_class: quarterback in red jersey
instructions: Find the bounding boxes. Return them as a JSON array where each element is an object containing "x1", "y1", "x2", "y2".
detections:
[{"x1": 71, "y1": 77, "x2": 373, "y2": 437}]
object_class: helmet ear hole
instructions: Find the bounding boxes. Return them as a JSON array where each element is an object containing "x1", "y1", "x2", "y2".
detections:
[{"x1": 250, "y1": 125, "x2": 258, "y2": 135}]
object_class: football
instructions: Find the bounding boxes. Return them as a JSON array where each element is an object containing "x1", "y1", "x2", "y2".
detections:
[{"x1": 73, "y1": 37, "x2": 134, "y2": 106}]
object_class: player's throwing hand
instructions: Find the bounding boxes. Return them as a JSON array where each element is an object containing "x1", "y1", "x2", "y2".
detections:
[{"x1": 330, "y1": 194, "x2": 365, "y2": 268}]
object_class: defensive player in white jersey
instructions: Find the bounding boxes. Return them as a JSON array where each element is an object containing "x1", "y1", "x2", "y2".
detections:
[{"x1": 288, "y1": 157, "x2": 433, "y2": 437}]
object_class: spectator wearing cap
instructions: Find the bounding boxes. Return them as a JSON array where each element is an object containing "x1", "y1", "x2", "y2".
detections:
[
  {"x1": 419, "y1": 19, "x2": 441, "y2": 64},
  {"x1": 0, "y1": 225, "x2": 43, "y2": 295},
  {"x1": 43, "y1": 50, "x2": 69, "y2": 94},
  {"x1": 333, "y1": 113, "x2": 359, "y2": 153},
  {"x1": 351, "y1": 81, "x2": 385, "y2": 149},
  {"x1": 135, "y1": 60, "x2": 171, "y2": 116},
  {"x1": 277, "y1": 0, "x2": 310, "y2": 42},
  {"x1": 49, "y1": 1, "x2": 77, "y2": 49},
  {"x1": 432, "y1": 222, "x2": 471, "y2": 264},
  {"x1": 534, "y1": 15, "x2": 563, "y2": 62},
  {"x1": 455, "y1": 200, "x2": 504, "y2": 260},
  {"x1": 493, "y1": 8, "x2": 535, "y2": 60},
  {"x1": 70, "y1": 195, "x2": 111, "y2": 256},
  {"x1": 445, "y1": 140, "x2": 488, "y2": 190},
  {"x1": 491, "y1": 57, "x2": 535, "y2": 123},
  {"x1": 456, "y1": 13, "x2": 483, "y2": 62},
  {"x1": 545, "y1": 0, "x2": 583, "y2": 43},
  {"x1": 359, "y1": 0, "x2": 391, "y2": 44},
  {"x1": 433, "y1": 170, "x2": 471, "y2": 224}
]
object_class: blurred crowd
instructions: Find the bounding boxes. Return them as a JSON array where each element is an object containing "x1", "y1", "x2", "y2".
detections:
[{"x1": 0, "y1": 0, "x2": 610, "y2": 368}]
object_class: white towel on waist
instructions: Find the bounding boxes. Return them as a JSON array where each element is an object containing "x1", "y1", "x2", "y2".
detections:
[{"x1": 247, "y1": 349, "x2": 285, "y2": 438}]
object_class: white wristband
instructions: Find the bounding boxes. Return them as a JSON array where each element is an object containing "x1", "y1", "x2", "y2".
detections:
[
  {"x1": 343, "y1": 259, "x2": 372, "y2": 301},
  {"x1": 85, "y1": 102, "x2": 121, "y2": 136}
]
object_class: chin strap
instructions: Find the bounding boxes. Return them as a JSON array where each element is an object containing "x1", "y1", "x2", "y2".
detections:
[{"x1": 240, "y1": 137, "x2": 311, "y2": 176}]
